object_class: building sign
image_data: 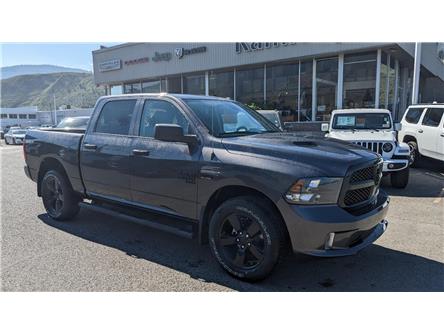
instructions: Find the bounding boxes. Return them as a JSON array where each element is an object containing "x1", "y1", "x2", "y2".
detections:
[
  {"x1": 174, "y1": 46, "x2": 207, "y2": 59},
  {"x1": 152, "y1": 52, "x2": 172, "y2": 62},
  {"x1": 235, "y1": 42, "x2": 297, "y2": 54},
  {"x1": 124, "y1": 57, "x2": 149, "y2": 66},
  {"x1": 98, "y1": 59, "x2": 121, "y2": 72}
]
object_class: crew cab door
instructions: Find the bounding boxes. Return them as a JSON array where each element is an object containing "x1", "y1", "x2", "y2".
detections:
[
  {"x1": 129, "y1": 98, "x2": 200, "y2": 220},
  {"x1": 80, "y1": 98, "x2": 138, "y2": 201},
  {"x1": 419, "y1": 107, "x2": 444, "y2": 160}
]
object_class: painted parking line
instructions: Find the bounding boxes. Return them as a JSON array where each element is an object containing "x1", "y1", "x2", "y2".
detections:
[{"x1": 433, "y1": 188, "x2": 444, "y2": 204}]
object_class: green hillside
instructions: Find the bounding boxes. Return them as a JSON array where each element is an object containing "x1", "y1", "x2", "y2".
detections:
[{"x1": 0, "y1": 72, "x2": 106, "y2": 110}]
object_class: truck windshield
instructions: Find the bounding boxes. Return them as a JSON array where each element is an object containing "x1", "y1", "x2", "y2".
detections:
[
  {"x1": 183, "y1": 99, "x2": 280, "y2": 137},
  {"x1": 332, "y1": 113, "x2": 392, "y2": 130}
]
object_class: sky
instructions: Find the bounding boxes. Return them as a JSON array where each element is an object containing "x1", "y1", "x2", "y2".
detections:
[{"x1": 0, "y1": 43, "x2": 120, "y2": 71}]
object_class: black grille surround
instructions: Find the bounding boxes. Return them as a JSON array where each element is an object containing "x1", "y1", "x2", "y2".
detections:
[{"x1": 339, "y1": 158, "x2": 383, "y2": 210}]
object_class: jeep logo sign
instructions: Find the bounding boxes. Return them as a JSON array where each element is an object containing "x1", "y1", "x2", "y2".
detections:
[{"x1": 235, "y1": 42, "x2": 297, "y2": 54}]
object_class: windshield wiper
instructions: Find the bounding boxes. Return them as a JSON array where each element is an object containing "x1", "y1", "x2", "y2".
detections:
[{"x1": 220, "y1": 130, "x2": 271, "y2": 137}]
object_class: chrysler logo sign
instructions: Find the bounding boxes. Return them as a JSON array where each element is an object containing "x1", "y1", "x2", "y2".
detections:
[
  {"x1": 235, "y1": 42, "x2": 297, "y2": 54},
  {"x1": 174, "y1": 46, "x2": 207, "y2": 59},
  {"x1": 98, "y1": 59, "x2": 121, "y2": 72}
]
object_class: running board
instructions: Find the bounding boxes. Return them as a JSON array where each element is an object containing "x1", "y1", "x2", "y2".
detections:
[{"x1": 79, "y1": 202, "x2": 195, "y2": 239}]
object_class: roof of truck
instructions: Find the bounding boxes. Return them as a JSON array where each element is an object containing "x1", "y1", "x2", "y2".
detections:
[{"x1": 100, "y1": 93, "x2": 230, "y2": 101}]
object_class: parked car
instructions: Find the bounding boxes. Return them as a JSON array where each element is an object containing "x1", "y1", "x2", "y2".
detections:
[
  {"x1": 24, "y1": 94, "x2": 389, "y2": 281},
  {"x1": 5, "y1": 129, "x2": 27, "y2": 145},
  {"x1": 0, "y1": 129, "x2": 4, "y2": 139},
  {"x1": 56, "y1": 116, "x2": 90, "y2": 130},
  {"x1": 325, "y1": 109, "x2": 410, "y2": 188},
  {"x1": 256, "y1": 110, "x2": 283, "y2": 130},
  {"x1": 398, "y1": 103, "x2": 444, "y2": 166}
]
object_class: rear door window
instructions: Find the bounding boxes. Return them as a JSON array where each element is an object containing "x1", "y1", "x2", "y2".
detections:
[
  {"x1": 404, "y1": 107, "x2": 425, "y2": 124},
  {"x1": 422, "y1": 108, "x2": 444, "y2": 127},
  {"x1": 95, "y1": 99, "x2": 137, "y2": 135}
]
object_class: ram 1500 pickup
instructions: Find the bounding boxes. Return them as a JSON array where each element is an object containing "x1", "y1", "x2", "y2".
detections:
[{"x1": 24, "y1": 94, "x2": 389, "y2": 280}]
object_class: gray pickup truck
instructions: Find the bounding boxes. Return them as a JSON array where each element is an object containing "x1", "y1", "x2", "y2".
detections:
[{"x1": 24, "y1": 94, "x2": 389, "y2": 281}]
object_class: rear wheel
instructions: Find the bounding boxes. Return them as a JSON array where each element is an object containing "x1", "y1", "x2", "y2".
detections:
[
  {"x1": 209, "y1": 196, "x2": 287, "y2": 281},
  {"x1": 407, "y1": 141, "x2": 420, "y2": 167},
  {"x1": 41, "y1": 170, "x2": 80, "y2": 221},
  {"x1": 5, "y1": 137, "x2": 9, "y2": 145},
  {"x1": 391, "y1": 167, "x2": 410, "y2": 188}
]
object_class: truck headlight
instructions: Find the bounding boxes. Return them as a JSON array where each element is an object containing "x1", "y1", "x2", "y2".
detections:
[
  {"x1": 285, "y1": 177, "x2": 343, "y2": 205},
  {"x1": 382, "y1": 142, "x2": 393, "y2": 152}
]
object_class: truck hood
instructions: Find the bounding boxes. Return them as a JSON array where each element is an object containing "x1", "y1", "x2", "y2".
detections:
[
  {"x1": 221, "y1": 132, "x2": 379, "y2": 177},
  {"x1": 327, "y1": 130, "x2": 395, "y2": 142}
]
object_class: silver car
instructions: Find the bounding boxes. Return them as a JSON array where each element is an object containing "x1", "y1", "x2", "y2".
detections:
[{"x1": 4, "y1": 129, "x2": 27, "y2": 145}]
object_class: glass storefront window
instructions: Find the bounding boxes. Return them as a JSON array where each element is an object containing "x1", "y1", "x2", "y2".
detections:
[
  {"x1": 266, "y1": 63, "x2": 298, "y2": 121},
  {"x1": 142, "y1": 80, "x2": 161, "y2": 93},
  {"x1": 124, "y1": 82, "x2": 141, "y2": 94},
  {"x1": 236, "y1": 66, "x2": 264, "y2": 107},
  {"x1": 343, "y1": 52, "x2": 376, "y2": 109},
  {"x1": 168, "y1": 76, "x2": 182, "y2": 93},
  {"x1": 315, "y1": 58, "x2": 338, "y2": 121},
  {"x1": 110, "y1": 85, "x2": 123, "y2": 95},
  {"x1": 299, "y1": 61, "x2": 313, "y2": 121},
  {"x1": 379, "y1": 52, "x2": 396, "y2": 111},
  {"x1": 183, "y1": 73, "x2": 205, "y2": 95},
  {"x1": 209, "y1": 69, "x2": 234, "y2": 99}
]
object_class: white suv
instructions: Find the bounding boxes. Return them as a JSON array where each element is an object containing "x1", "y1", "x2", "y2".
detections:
[
  {"x1": 399, "y1": 103, "x2": 444, "y2": 166},
  {"x1": 325, "y1": 109, "x2": 411, "y2": 188}
]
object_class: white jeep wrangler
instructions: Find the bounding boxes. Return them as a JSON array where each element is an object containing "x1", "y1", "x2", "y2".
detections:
[{"x1": 325, "y1": 109, "x2": 411, "y2": 188}]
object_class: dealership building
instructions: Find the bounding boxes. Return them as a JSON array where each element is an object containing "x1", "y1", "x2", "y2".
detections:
[{"x1": 92, "y1": 43, "x2": 444, "y2": 123}]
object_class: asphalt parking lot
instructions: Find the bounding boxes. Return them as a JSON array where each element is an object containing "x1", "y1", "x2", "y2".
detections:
[{"x1": 1, "y1": 143, "x2": 443, "y2": 291}]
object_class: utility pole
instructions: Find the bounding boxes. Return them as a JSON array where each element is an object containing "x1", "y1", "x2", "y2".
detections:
[{"x1": 53, "y1": 95, "x2": 57, "y2": 125}]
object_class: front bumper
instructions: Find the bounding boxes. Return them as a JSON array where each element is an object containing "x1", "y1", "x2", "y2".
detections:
[
  {"x1": 277, "y1": 190, "x2": 390, "y2": 257},
  {"x1": 382, "y1": 158, "x2": 409, "y2": 172}
]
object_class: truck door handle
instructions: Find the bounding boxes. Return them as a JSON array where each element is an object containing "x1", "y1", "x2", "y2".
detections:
[
  {"x1": 132, "y1": 149, "x2": 150, "y2": 156},
  {"x1": 83, "y1": 143, "x2": 97, "y2": 150},
  {"x1": 441, "y1": 133, "x2": 444, "y2": 137},
  {"x1": 418, "y1": 129, "x2": 423, "y2": 133}
]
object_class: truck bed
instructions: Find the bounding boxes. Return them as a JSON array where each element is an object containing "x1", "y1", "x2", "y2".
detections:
[{"x1": 25, "y1": 129, "x2": 85, "y2": 194}]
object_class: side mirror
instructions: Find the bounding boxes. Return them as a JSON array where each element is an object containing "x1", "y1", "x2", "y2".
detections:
[
  {"x1": 321, "y1": 123, "x2": 330, "y2": 132},
  {"x1": 394, "y1": 123, "x2": 402, "y2": 131},
  {"x1": 154, "y1": 124, "x2": 199, "y2": 151}
]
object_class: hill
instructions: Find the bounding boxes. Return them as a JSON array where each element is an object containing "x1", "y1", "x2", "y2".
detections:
[
  {"x1": 0, "y1": 72, "x2": 105, "y2": 110},
  {"x1": 1, "y1": 65, "x2": 89, "y2": 79}
]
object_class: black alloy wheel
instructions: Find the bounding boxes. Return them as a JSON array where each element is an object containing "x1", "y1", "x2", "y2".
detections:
[
  {"x1": 42, "y1": 174, "x2": 64, "y2": 218},
  {"x1": 41, "y1": 170, "x2": 80, "y2": 221},
  {"x1": 209, "y1": 196, "x2": 286, "y2": 281},
  {"x1": 217, "y1": 213, "x2": 266, "y2": 270}
]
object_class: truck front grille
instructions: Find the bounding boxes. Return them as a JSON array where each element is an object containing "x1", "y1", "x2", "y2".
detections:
[
  {"x1": 352, "y1": 141, "x2": 386, "y2": 154},
  {"x1": 340, "y1": 159, "x2": 383, "y2": 208}
]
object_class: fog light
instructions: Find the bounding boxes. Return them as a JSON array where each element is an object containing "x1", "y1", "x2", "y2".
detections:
[{"x1": 388, "y1": 163, "x2": 394, "y2": 169}]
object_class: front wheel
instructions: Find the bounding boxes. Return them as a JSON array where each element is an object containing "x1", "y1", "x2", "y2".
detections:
[
  {"x1": 209, "y1": 196, "x2": 287, "y2": 281},
  {"x1": 407, "y1": 141, "x2": 420, "y2": 167},
  {"x1": 391, "y1": 167, "x2": 410, "y2": 188},
  {"x1": 5, "y1": 138, "x2": 9, "y2": 145},
  {"x1": 41, "y1": 170, "x2": 80, "y2": 221}
]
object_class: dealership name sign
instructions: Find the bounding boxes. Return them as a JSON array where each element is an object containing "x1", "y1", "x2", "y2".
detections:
[
  {"x1": 98, "y1": 59, "x2": 121, "y2": 72},
  {"x1": 235, "y1": 42, "x2": 297, "y2": 54}
]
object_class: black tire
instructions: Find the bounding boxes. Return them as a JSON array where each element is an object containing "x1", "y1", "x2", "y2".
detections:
[
  {"x1": 12, "y1": 138, "x2": 16, "y2": 145},
  {"x1": 208, "y1": 196, "x2": 287, "y2": 281},
  {"x1": 407, "y1": 141, "x2": 420, "y2": 167},
  {"x1": 5, "y1": 138, "x2": 9, "y2": 145},
  {"x1": 41, "y1": 170, "x2": 80, "y2": 221},
  {"x1": 390, "y1": 167, "x2": 410, "y2": 188}
]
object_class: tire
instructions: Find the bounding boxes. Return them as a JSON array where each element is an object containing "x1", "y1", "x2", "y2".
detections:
[
  {"x1": 41, "y1": 170, "x2": 80, "y2": 221},
  {"x1": 5, "y1": 138, "x2": 9, "y2": 145},
  {"x1": 407, "y1": 141, "x2": 420, "y2": 167},
  {"x1": 12, "y1": 138, "x2": 16, "y2": 145},
  {"x1": 208, "y1": 196, "x2": 287, "y2": 281},
  {"x1": 390, "y1": 167, "x2": 410, "y2": 188}
]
